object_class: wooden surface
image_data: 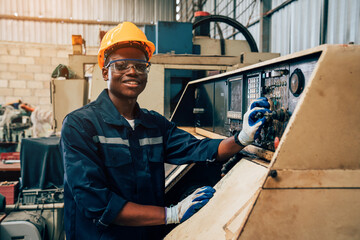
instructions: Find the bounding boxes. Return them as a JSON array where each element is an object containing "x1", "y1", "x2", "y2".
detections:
[
  {"x1": 192, "y1": 38, "x2": 251, "y2": 56},
  {"x1": 163, "y1": 64, "x2": 228, "y2": 71},
  {"x1": 165, "y1": 159, "x2": 268, "y2": 240},
  {"x1": 151, "y1": 54, "x2": 241, "y2": 66},
  {"x1": 0, "y1": 213, "x2": 6, "y2": 222},
  {"x1": 264, "y1": 169, "x2": 360, "y2": 188},
  {"x1": 239, "y1": 189, "x2": 360, "y2": 240},
  {"x1": 195, "y1": 127, "x2": 227, "y2": 139},
  {"x1": 0, "y1": 161, "x2": 20, "y2": 181},
  {"x1": 179, "y1": 127, "x2": 206, "y2": 139},
  {"x1": 0, "y1": 162, "x2": 20, "y2": 171}
]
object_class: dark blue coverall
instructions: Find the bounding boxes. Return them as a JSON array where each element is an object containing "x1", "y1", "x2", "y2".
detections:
[{"x1": 60, "y1": 89, "x2": 222, "y2": 239}]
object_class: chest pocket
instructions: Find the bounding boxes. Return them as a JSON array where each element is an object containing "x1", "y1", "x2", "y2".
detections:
[
  {"x1": 140, "y1": 136, "x2": 164, "y2": 163},
  {"x1": 94, "y1": 135, "x2": 132, "y2": 167},
  {"x1": 102, "y1": 143, "x2": 136, "y2": 198},
  {"x1": 103, "y1": 145, "x2": 132, "y2": 167}
]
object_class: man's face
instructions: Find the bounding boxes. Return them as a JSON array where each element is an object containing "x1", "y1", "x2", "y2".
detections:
[{"x1": 102, "y1": 47, "x2": 148, "y2": 100}]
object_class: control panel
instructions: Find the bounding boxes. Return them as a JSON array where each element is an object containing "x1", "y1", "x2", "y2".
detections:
[
  {"x1": 166, "y1": 45, "x2": 360, "y2": 240},
  {"x1": 229, "y1": 57, "x2": 318, "y2": 151},
  {"x1": 247, "y1": 74, "x2": 262, "y2": 106},
  {"x1": 172, "y1": 52, "x2": 321, "y2": 152},
  {"x1": 21, "y1": 188, "x2": 64, "y2": 205}
]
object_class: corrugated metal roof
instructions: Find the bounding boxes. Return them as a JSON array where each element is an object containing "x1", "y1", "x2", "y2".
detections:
[{"x1": 0, "y1": 0, "x2": 175, "y2": 46}]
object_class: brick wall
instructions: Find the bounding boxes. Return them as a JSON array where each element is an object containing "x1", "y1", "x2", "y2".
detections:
[{"x1": 0, "y1": 41, "x2": 98, "y2": 111}]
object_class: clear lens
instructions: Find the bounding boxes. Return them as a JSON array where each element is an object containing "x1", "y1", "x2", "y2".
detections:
[
  {"x1": 108, "y1": 59, "x2": 151, "y2": 74},
  {"x1": 113, "y1": 62, "x2": 127, "y2": 71}
]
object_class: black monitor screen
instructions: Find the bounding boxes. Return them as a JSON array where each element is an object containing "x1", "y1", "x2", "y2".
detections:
[{"x1": 227, "y1": 77, "x2": 243, "y2": 119}]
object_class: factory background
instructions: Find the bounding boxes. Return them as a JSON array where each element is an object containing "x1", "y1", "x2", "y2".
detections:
[
  {"x1": 0, "y1": 0, "x2": 360, "y2": 112},
  {"x1": 0, "y1": 0, "x2": 359, "y2": 112},
  {"x1": 1, "y1": 0, "x2": 358, "y2": 50},
  {"x1": 0, "y1": 1, "x2": 359, "y2": 239}
]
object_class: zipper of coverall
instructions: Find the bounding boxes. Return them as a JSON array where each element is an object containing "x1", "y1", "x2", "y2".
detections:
[{"x1": 127, "y1": 125, "x2": 139, "y2": 199}]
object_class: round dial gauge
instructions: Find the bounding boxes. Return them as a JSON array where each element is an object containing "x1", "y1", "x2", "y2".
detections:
[{"x1": 289, "y1": 68, "x2": 305, "y2": 97}]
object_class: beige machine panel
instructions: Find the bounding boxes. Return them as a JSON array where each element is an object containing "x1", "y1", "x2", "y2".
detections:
[
  {"x1": 69, "y1": 55, "x2": 97, "y2": 79},
  {"x1": 51, "y1": 79, "x2": 88, "y2": 132},
  {"x1": 89, "y1": 64, "x2": 107, "y2": 102},
  {"x1": 138, "y1": 64, "x2": 165, "y2": 115},
  {"x1": 193, "y1": 37, "x2": 251, "y2": 56},
  {"x1": 240, "y1": 189, "x2": 360, "y2": 240},
  {"x1": 165, "y1": 159, "x2": 268, "y2": 240},
  {"x1": 165, "y1": 45, "x2": 360, "y2": 239}
]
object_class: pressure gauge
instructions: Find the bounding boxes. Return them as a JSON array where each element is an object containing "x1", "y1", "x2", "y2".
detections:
[{"x1": 289, "y1": 68, "x2": 305, "y2": 97}]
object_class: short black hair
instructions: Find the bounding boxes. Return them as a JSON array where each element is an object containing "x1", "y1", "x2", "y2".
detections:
[{"x1": 104, "y1": 41, "x2": 149, "y2": 67}]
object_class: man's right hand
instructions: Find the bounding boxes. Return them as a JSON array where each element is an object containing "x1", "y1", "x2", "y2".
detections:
[
  {"x1": 165, "y1": 186, "x2": 215, "y2": 224},
  {"x1": 237, "y1": 97, "x2": 271, "y2": 146}
]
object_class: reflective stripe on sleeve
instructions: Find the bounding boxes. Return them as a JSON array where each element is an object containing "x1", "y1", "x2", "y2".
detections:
[{"x1": 139, "y1": 136, "x2": 163, "y2": 146}]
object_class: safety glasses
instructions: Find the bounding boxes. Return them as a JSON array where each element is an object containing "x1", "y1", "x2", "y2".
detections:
[{"x1": 105, "y1": 58, "x2": 151, "y2": 74}]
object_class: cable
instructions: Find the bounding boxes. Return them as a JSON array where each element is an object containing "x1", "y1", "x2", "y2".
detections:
[
  {"x1": 52, "y1": 201, "x2": 55, "y2": 240},
  {"x1": 193, "y1": 15, "x2": 259, "y2": 52},
  {"x1": 215, "y1": 22, "x2": 226, "y2": 55}
]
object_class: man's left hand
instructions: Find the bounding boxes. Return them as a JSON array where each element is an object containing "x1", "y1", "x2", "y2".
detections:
[{"x1": 237, "y1": 97, "x2": 271, "y2": 146}]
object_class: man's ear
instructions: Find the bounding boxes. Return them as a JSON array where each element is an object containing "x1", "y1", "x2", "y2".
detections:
[{"x1": 102, "y1": 67, "x2": 109, "y2": 81}]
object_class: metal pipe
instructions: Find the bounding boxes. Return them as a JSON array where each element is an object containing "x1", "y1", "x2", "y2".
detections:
[
  {"x1": 260, "y1": 0, "x2": 271, "y2": 52},
  {"x1": 214, "y1": 0, "x2": 217, "y2": 37},
  {"x1": 6, "y1": 203, "x2": 64, "y2": 211},
  {"x1": 320, "y1": 0, "x2": 329, "y2": 44}
]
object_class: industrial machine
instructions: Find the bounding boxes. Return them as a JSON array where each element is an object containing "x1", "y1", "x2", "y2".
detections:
[
  {"x1": 0, "y1": 104, "x2": 32, "y2": 153},
  {"x1": 0, "y1": 136, "x2": 65, "y2": 239},
  {"x1": 146, "y1": 51, "x2": 278, "y2": 119},
  {"x1": 164, "y1": 44, "x2": 360, "y2": 239}
]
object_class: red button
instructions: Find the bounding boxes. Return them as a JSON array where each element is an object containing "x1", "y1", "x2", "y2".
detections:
[{"x1": 274, "y1": 137, "x2": 280, "y2": 149}]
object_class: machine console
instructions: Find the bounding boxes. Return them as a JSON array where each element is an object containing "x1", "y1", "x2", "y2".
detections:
[
  {"x1": 174, "y1": 53, "x2": 320, "y2": 152},
  {"x1": 166, "y1": 45, "x2": 360, "y2": 239}
]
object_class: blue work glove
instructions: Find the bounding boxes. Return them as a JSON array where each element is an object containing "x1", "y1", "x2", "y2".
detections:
[
  {"x1": 165, "y1": 186, "x2": 215, "y2": 224},
  {"x1": 237, "y1": 97, "x2": 271, "y2": 146}
]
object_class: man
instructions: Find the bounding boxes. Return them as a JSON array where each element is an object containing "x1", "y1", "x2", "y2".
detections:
[{"x1": 60, "y1": 22, "x2": 270, "y2": 239}]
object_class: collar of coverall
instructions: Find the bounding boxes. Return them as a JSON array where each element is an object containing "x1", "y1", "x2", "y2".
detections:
[{"x1": 95, "y1": 89, "x2": 158, "y2": 129}]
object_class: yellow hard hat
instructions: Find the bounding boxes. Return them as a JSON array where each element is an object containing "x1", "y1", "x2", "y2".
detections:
[{"x1": 98, "y1": 22, "x2": 156, "y2": 68}]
